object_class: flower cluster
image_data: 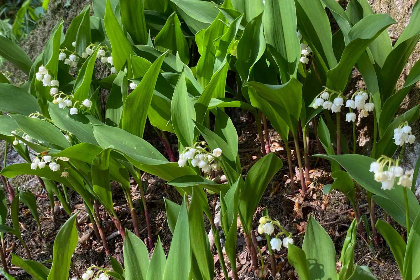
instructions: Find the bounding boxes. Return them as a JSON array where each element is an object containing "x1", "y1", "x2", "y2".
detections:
[
  {"x1": 257, "y1": 216, "x2": 293, "y2": 251},
  {"x1": 52, "y1": 94, "x2": 92, "y2": 115},
  {"x1": 300, "y1": 43, "x2": 312, "y2": 64},
  {"x1": 35, "y1": 65, "x2": 60, "y2": 90},
  {"x1": 369, "y1": 156, "x2": 414, "y2": 190},
  {"x1": 345, "y1": 91, "x2": 374, "y2": 122},
  {"x1": 11, "y1": 129, "x2": 33, "y2": 146},
  {"x1": 393, "y1": 124, "x2": 415, "y2": 146},
  {"x1": 30, "y1": 154, "x2": 70, "y2": 176},
  {"x1": 312, "y1": 90, "x2": 345, "y2": 113},
  {"x1": 178, "y1": 145, "x2": 222, "y2": 174}
]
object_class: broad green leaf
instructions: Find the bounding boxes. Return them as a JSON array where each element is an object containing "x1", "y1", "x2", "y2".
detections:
[
  {"x1": 288, "y1": 244, "x2": 310, "y2": 280},
  {"x1": 164, "y1": 198, "x2": 181, "y2": 234},
  {"x1": 0, "y1": 224, "x2": 20, "y2": 237},
  {"x1": 248, "y1": 78, "x2": 302, "y2": 134},
  {"x1": 122, "y1": 53, "x2": 166, "y2": 138},
  {"x1": 124, "y1": 230, "x2": 150, "y2": 280},
  {"x1": 0, "y1": 268, "x2": 17, "y2": 280},
  {"x1": 348, "y1": 266, "x2": 377, "y2": 280},
  {"x1": 171, "y1": 72, "x2": 196, "y2": 147},
  {"x1": 11, "y1": 196, "x2": 21, "y2": 238},
  {"x1": 230, "y1": 0, "x2": 264, "y2": 22},
  {"x1": 195, "y1": 61, "x2": 229, "y2": 124},
  {"x1": 0, "y1": 35, "x2": 32, "y2": 74},
  {"x1": 43, "y1": 22, "x2": 63, "y2": 77},
  {"x1": 189, "y1": 190, "x2": 214, "y2": 280},
  {"x1": 145, "y1": 0, "x2": 169, "y2": 13},
  {"x1": 73, "y1": 47, "x2": 99, "y2": 101},
  {"x1": 11, "y1": 114, "x2": 70, "y2": 149},
  {"x1": 163, "y1": 200, "x2": 191, "y2": 280},
  {"x1": 104, "y1": 0, "x2": 133, "y2": 71},
  {"x1": 376, "y1": 219, "x2": 406, "y2": 274},
  {"x1": 403, "y1": 212, "x2": 420, "y2": 280},
  {"x1": 47, "y1": 214, "x2": 78, "y2": 280},
  {"x1": 339, "y1": 219, "x2": 357, "y2": 280},
  {"x1": 326, "y1": 14, "x2": 395, "y2": 92},
  {"x1": 93, "y1": 124, "x2": 195, "y2": 181},
  {"x1": 303, "y1": 216, "x2": 337, "y2": 280},
  {"x1": 110, "y1": 256, "x2": 124, "y2": 277},
  {"x1": 155, "y1": 13, "x2": 189, "y2": 64},
  {"x1": 146, "y1": 238, "x2": 166, "y2": 280},
  {"x1": 239, "y1": 153, "x2": 282, "y2": 233},
  {"x1": 19, "y1": 191, "x2": 40, "y2": 228},
  {"x1": 105, "y1": 71, "x2": 127, "y2": 126},
  {"x1": 170, "y1": 0, "x2": 220, "y2": 33},
  {"x1": 49, "y1": 104, "x2": 98, "y2": 145},
  {"x1": 295, "y1": 0, "x2": 337, "y2": 68},
  {"x1": 263, "y1": 0, "x2": 300, "y2": 80},
  {"x1": 93, "y1": 0, "x2": 118, "y2": 18},
  {"x1": 11, "y1": 254, "x2": 49, "y2": 280},
  {"x1": 120, "y1": 0, "x2": 147, "y2": 45},
  {"x1": 214, "y1": 109, "x2": 238, "y2": 159},
  {"x1": 75, "y1": 7, "x2": 91, "y2": 56},
  {"x1": 168, "y1": 175, "x2": 229, "y2": 194},
  {"x1": 62, "y1": 6, "x2": 89, "y2": 50},
  {"x1": 91, "y1": 149, "x2": 114, "y2": 214},
  {"x1": 0, "y1": 84, "x2": 40, "y2": 115},
  {"x1": 316, "y1": 154, "x2": 420, "y2": 226},
  {"x1": 235, "y1": 13, "x2": 266, "y2": 82}
]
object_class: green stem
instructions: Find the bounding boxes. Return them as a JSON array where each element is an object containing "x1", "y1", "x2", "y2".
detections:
[
  {"x1": 403, "y1": 187, "x2": 411, "y2": 238},
  {"x1": 293, "y1": 133, "x2": 306, "y2": 195},
  {"x1": 284, "y1": 141, "x2": 297, "y2": 190},
  {"x1": 336, "y1": 113, "x2": 341, "y2": 155},
  {"x1": 352, "y1": 121, "x2": 356, "y2": 154},
  {"x1": 302, "y1": 126, "x2": 310, "y2": 183},
  {"x1": 371, "y1": 111, "x2": 378, "y2": 157},
  {"x1": 211, "y1": 222, "x2": 229, "y2": 279},
  {"x1": 265, "y1": 234, "x2": 277, "y2": 277}
]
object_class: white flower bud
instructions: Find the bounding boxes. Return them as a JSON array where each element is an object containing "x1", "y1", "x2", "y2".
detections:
[
  {"x1": 59, "y1": 52, "x2": 66, "y2": 61},
  {"x1": 331, "y1": 104, "x2": 341, "y2": 113},
  {"x1": 333, "y1": 97, "x2": 344, "y2": 106},
  {"x1": 51, "y1": 80, "x2": 59, "y2": 87},
  {"x1": 270, "y1": 238, "x2": 282, "y2": 251},
  {"x1": 263, "y1": 222, "x2": 274, "y2": 235},
  {"x1": 107, "y1": 57, "x2": 113, "y2": 65},
  {"x1": 82, "y1": 99, "x2": 92, "y2": 108},
  {"x1": 212, "y1": 148, "x2": 222, "y2": 157},
  {"x1": 72, "y1": 41, "x2": 76, "y2": 47},
  {"x1": 321, "y1": 91, "x2": 329, "y2": 100},
  {"x1": 69, "y1": 54, "x2": 77, "y2": 62},
  {"x1": 64, "y1": 99, "x2": 73, "y2": 107},
  {"x1": 69, "y1": 107, "x2": 78, "y2": 115},
  {"x1": 13, "y1": 140, "x2": 19, "y2": 145},
  {"x1": 35, "y1": 72, "x2": 43, "y2": 81},
  {"x1": 300, "y1": 56, "x2": 309, "y2": 64},
  {"x1": 50, "y1": 87, "x2": 58, "y2": 95},
  {"x1": 129, "y1": 82, "x2": 137, "y2": 90},
  {"x1": 61, "y1": 171, "x2": 69, "y2": 178},
  {"x1": 110, "y1": 67, "x2": 116, "y2": 74},
  {"x1": 100, "y1": 57, "x2": 108, "y2": 63},
  {"x1": 98, "y1": 49, "x2": 106, "y2": 57},
  {"x1": 81, "y1": 52, "x2": 88, "y2": 58},
  {"x1": 283, "y1": 237, "x2": 294, "y2": 248}
]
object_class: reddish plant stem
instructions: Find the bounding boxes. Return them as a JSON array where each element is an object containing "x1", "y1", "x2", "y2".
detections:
[
  {"x1": 270, "y1": 253, "x2": 277, "y2": 278},
  {"x1": 262, "y1": 114, "x2": 271, "y2": 154},
  {"x1": 0, "y1": 242, "x2": 8, "y2": 273},
  {"x1": 293, "y1": 136, "x2": 307, "y2": 196},
  {"x1": 245, "y1": 232, "x2": 259, "y2": 270},
  {"x1": 93, "y1": 201, "x2": 110, "y2": 255},
  {"x1": 284, "y1": 142, "x2": 297, "y2": 191},
  {"x1": 301, "y1": 123, "x2": 310, "y2": 184},
  {"x1": 111, "y1": 216, "x2": 126, "y2": 240},
  {"x1": 369, "y1": 197, "x2": 379, "y2": 246},
  {"x1": 160, "y1": 131, "x2": 176, "y2": 162},
  {"x1": 135, "y1": 179, "x2": 153, "y2": 250},
  {"x1": 0, "y1": 175, "x2": 14, "y2": 204}
]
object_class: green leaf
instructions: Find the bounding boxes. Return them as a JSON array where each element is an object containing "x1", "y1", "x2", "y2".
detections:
[
  {"x1": 62, "y1": 6, "x2": 89, "y2": 50},
  {"x1": 122, "y1": 53, "x2": 166, "y2": 137},
  {"x1": 327, "y1": 171, "x2": 356, "y2": 207},
  {"x1": 376, "y1": 219, "x2": 406, "y2": 274},
  {"x1": 0, "y1": 35, "x2": 32, "y2": 74},
  {"x1": 248, "y1": 78, "x2": 302, "y2": 134},
  {"x1": 146, "y1": 238, "x2": 166, "y2": 280},
  {"x1": 120, "y1": 0, "x2": 147, "y2": 45},
  {"x1": 263, "y1": 0, "x2": 300, "y2": 80},
  {"x1": 47, "y1": 214, "x2": 78, "y2": 280},
  {"x1": 214, "y1": 109, "x2": 238, "y2": 159},
  {"x1": 303, "y1": 216, "x2": 337, "y2": 280},
  {"x1": 91, "y1": 149, "x2": 114, "y2": 214},
  {"x1": 170, "y1": 0, "x2": 220, "y2": 33},
  {"x1": 403, "y1": 212, "x2": 420, "y2": 280},
  {"x1": 239, "y1": 153, "x2": 282, "y2": 233},
  {"x1": 168, "y1": 175, "x2": 229, "y2": 194},
  {"x1": 188, "y1": 190, "x2": 214, "y2": 280},
  {"x1": 164, "y1": 198, "x2": 181, "y2": 234},
  {"x1": 93, "y1": 124, "x2": 195, "y2": 181},
  {"x1": 75, "y1": 7, "x2": 91, "y2": 56},
  {"x1": 339, "y1": 219, "x2": 357, "y2": 280},
  {"x1": 0, "y1": 224, "x2": 20, "y2": 237},
  {"x1": 11, "y1": 254, "x2": 49, "y2": 280},
  {"x1": 155, "y1": 13, "x2": 189, "y2": 64},
  {"x1": 163, "y1": 200, "x2": 191, "y2": 280},
  {"x1": 49, "y1": 104, "x2": 98, "y2": 145},
  {"x1": 11, "y1": 196, "x2": 21, "y2": 238},
  {"x1": 73, "y1": 47, "x2": 99, "y2": 102},
  {"x1": 287, "y1": 244, "x2": 310, "y2": 280},
  {"x1": 0, "y1": 84, "x2": 40, "y2": 115},
  {"x1": 295, "y1": 0, "x2": 337, "y2": 69},
  {"x1": 110, "y1": 256, "x2": 124, "y2": 277},
  {"x1": 43, "y1": 22, "x2": 63, "y2": 77},
  {"x1": 11, "y1": 114, "x2": 70, "y2": 149},
  {"x1": 19, "y1": 191, "x2": 40, "y2": 229},
  {"x1": 235, "y1": 13, "x2": 266, "y2": 82},
  {"x1": 104, "y1": 0, "x2": 133, "y2": 71},
  {"x1": 326, "y1": 14, "x2": 395, "y2": 92},
  {"x1": 0, "y1": 268, "x2": 17, "y2": 280},
  {"x1": 171, "y1": 72, "x2": 196, "y2": 147},
  {"x1": 316, "y1": 154, "x2": 420, "y2": 226},
  {"x1": 229, "y1": 0, "x2": 264, "y2": 23},
  {"x1": 348, "y1": 266, "x2": 377, "y2": 280},
  {"x1": 124, "y1": 230, "x2": 150, "y2": 280}
]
